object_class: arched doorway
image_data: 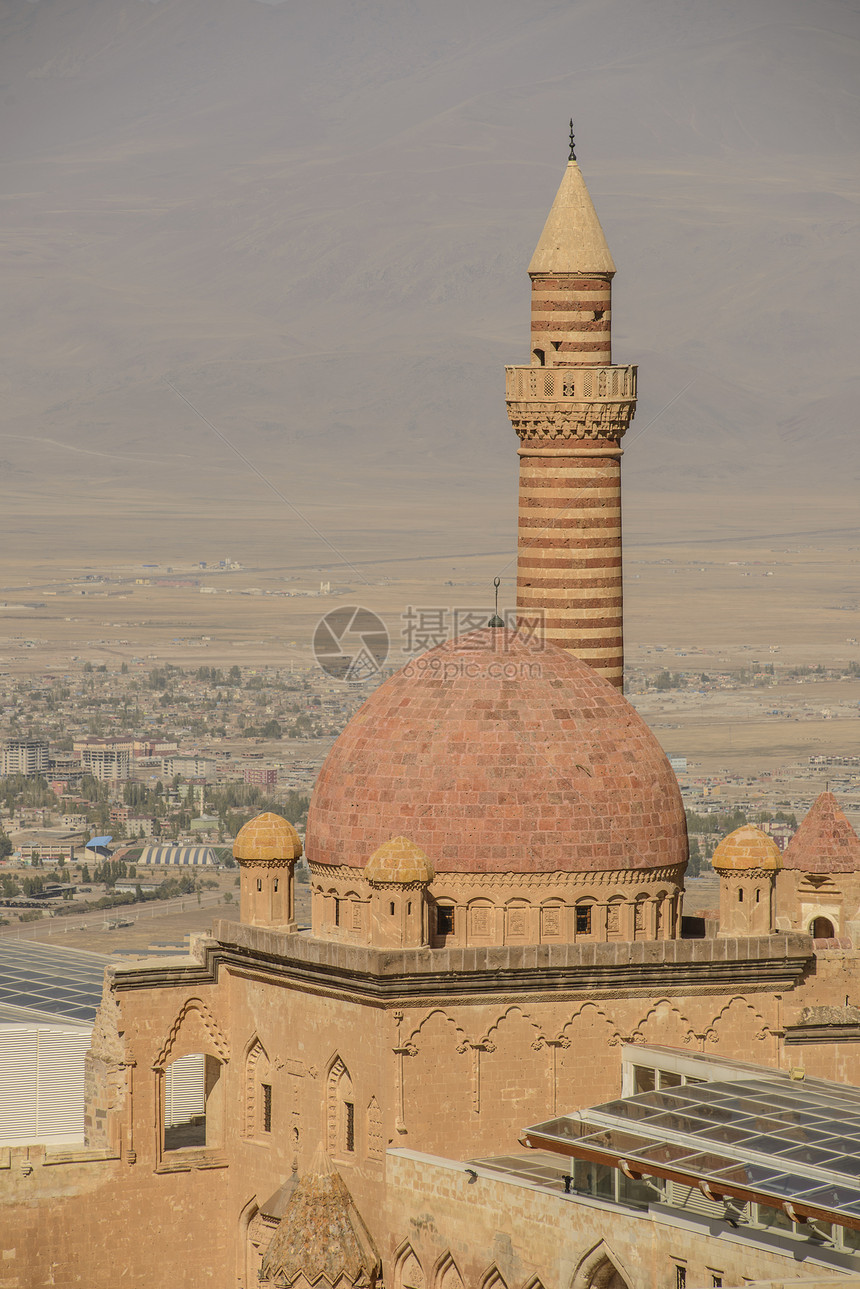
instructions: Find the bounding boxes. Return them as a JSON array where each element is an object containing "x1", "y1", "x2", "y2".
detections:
[{"x1": 811, "y1": 916, "x2": 835, "y2": 939}]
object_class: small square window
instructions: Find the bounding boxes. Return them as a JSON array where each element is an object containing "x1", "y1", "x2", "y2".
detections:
[{"x1": 437, "y1": 906, "x2": 455, "y2": 936}]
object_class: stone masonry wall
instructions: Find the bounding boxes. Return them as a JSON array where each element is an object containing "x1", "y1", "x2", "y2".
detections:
[
  {"x1": 0, "y1": 1144, "x2": 229, "y2": 1289},
  {"x1": 383, "y1": 1150, "x2": 855, "y2": 1289}
]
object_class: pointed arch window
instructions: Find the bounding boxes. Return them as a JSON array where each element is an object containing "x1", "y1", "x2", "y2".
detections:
[
  {"x1": 327, "y1": 1056, "x2": 356, "y2": 1159},
  {"x1": 244, "y1": 1037, "x2": 272, "y2": 1140}
]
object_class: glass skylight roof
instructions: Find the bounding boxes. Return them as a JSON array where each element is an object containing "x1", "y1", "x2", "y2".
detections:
[{"x1": 524, "y1": 1074, "x2": 860, "y2": 1223}]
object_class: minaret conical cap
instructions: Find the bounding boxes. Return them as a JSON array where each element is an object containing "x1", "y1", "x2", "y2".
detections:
[{"x1": 529, "y1": 160, "x2": 616, "y2": 276}]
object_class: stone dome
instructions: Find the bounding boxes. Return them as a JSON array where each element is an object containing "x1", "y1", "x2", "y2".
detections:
[
  {"x1": 712, "y1": 825, "x2": 781, "y2": 872},
  {"x1": 234, "y1": 811, "x2": 303, "y2": 863},
  {"x1": 306, "y1": 629, "x2": 687, "y2": 875},
  {"x1": 365, "y1": 837, "x2": 435, "y2": 886}
]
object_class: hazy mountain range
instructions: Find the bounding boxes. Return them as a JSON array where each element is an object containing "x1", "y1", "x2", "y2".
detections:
[{"x1": 1, "y1": 0, "x2": 858, "y2": 566}]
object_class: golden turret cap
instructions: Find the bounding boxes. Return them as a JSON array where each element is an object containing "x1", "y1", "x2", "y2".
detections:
[
  {"x1": 233, "y1": 811, "x2": 302, "y2": 863},
  {"x1": 364, "y1": 837, "x2": 434, "y2": 886},
  {"x1": 712, "y1": 824, "x2": 781, "y2": 873}
]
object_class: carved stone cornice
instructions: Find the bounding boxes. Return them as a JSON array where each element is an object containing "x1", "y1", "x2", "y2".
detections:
[
  {"x1": 722, "y1": 867, "x2": 778, "y2": 881},
  {"x1": 507, "y1": 400, "x2": 636, "y2": 442},
  {"x1": 239, "y1": 857, "x2": 297, "y2": 870},
  {"x1": 433, "y1": 866, "x2": 685, "y2": 891},
  {"x1": 308, "y1": 863, "x2": 360, "y2": 882},
  {"x1": 308, "y1": 864, "x2": 685, "y2": 889}
]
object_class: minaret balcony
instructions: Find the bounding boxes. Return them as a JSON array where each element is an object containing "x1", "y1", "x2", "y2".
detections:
[{"x1": 506, "y1": 364, "x2": 637, "y2": 404}]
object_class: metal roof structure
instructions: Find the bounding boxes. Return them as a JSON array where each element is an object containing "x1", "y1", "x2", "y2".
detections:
[
  {"x1": 0, "y1": 1022, "x2": 93, "y2": 1147},
  {"x1": 523, "y1": 1070, "x2": 860, "y2": 1232},
  {"x1": 86, "y1": 835, "x2": 112, "y2": 849},
  {"x1": 138, "y1": 844, "x2": 218, "y2": 866},
  {"x1": 0, "y1": 941, "x2": 107, "y2": 1022}
]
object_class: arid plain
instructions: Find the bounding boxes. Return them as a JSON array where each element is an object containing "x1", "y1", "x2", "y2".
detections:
[{"x1": 1, "y1": 481, "x2": 858, "y2": 784}]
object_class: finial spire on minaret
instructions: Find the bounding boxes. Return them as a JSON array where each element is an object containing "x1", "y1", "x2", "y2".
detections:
[
  {"x1": 568, "y1": 119, "x2": 576, "y2": 162},
  {"x1": 488, "y1": 576, "x2": 504, "y2": 628}
]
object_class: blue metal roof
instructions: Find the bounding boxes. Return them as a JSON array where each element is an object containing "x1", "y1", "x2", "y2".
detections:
[{"x1": 86, "y1": 836, "x2": 113, "y2": 848}]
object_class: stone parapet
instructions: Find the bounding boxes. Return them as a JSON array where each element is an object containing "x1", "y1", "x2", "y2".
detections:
[
  {"x1": 108, "y1": 924, "x2": 813, "y2": 1006},
  {"x1": 506, "y1": 363, "x2": 636, "y2": 402},
  {"x1": 506, "y1": 364, "x2": 636, "y2": 443}
]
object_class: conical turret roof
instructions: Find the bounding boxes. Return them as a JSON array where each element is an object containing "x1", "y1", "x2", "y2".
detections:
[
  {"x1": 782, "y1": 792, "x2": 860, "y2": 873},
  {"x1": 260, "y1": 1148, "x2": 380, "y2": 1288},
  {"x1": 529, "y1": 160, "x2": 616, "y2": 276}
]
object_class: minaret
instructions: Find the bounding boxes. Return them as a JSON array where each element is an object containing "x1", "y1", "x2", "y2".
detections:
[{"x1": 506, "y1": 125, "x2": 637, "y2": 688}]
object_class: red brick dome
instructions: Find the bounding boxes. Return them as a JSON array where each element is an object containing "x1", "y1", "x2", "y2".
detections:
[{"x1": 306, "y1": 630, "x2": 687, "y2": 875}]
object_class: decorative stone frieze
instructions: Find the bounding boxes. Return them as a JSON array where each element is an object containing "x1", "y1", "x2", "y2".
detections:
[{"x1": 507, "y1": 401, "x2": 636, "y2": 443}]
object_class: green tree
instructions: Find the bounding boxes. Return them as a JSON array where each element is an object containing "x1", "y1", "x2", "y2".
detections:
[{"x1": 687, "y1": 837, "x2": 703, "y2": 876}]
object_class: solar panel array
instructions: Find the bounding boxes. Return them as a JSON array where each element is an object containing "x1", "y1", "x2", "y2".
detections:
[
  {"x1": 0, "y1": 942, "x2": 107, "y2": 1021},
  {"x1": 527, "y1": 1076, "x2": 860, "y2": 1221}
]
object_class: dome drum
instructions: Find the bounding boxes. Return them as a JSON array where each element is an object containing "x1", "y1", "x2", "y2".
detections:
[{"x1": 309, "y1": 863, "x2": 685, "y2": 950}]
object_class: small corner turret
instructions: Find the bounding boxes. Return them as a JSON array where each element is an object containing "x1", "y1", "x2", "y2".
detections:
[
  {"x1": 364, "y1": 837, "x2": 435, "y2": 949},
  {"x1": 712, "y1": 825, "x2": 781, "y2": 937},
  {"x1": 233, "y1": 811, "x2": 303, "y2": 930}
]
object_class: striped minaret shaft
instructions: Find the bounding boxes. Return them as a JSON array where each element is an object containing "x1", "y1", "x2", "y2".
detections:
[{"x1": 506, "y1": 136, "x2": 636, "y2": 689}]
